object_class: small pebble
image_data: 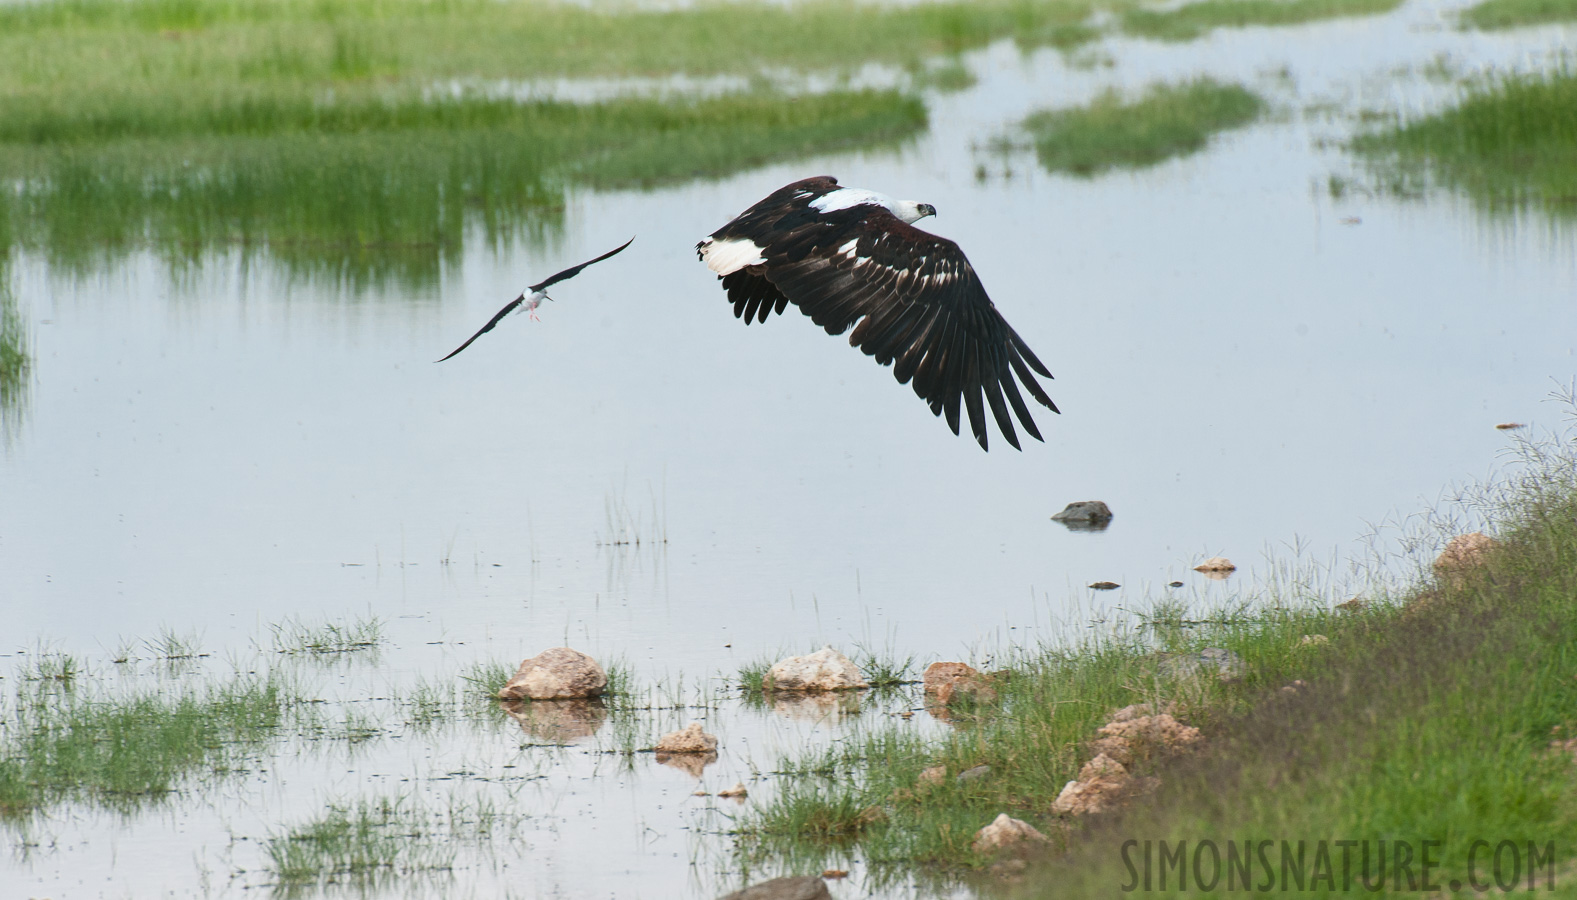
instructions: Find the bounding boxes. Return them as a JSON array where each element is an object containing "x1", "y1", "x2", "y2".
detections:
[{"x1": 957, "y1": 764, "x2": 992, "y2": 783}]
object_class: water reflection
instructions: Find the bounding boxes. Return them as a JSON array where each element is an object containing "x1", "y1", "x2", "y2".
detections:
[
  {"x1": 501, "y1": 698, "x2": 609, "y2": 742},
  {"x1": 0, "y1": 257, "x2": 27, "y2": 445},
  {"x1": 0, "y1": 90, "x2": 924, "y2": 292}
]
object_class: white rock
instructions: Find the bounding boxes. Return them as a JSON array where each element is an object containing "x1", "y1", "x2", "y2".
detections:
[
  {"x1": 971, "y1": 813, "x2": 1050, "y2": 853},
  {"x1": 497, "y1": 647, "x2": 607, "y2": 700},
  {"x1": 763, "y1": 647, "x2": 867, "y2": 692}
]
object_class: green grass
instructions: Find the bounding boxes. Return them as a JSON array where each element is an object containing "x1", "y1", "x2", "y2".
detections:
[
  {"x1": 1353, "y1": 71, "x2": 1577, "y2": 214},
  {"x1": 1461, "y1": 0, "x2": 1577, "y2": 29},
  {"x1": 266, "y1": 794, "x2": 521, "y2": 895},
  {"x1": 0, "y1": 0, "x2": 1107, "y2": 137},
  {"x1": 736, "y1": 599, "x2": 1373, "y2": 874},
  {"x1": 269, "y1": 614, "x2": 384, "y2": 655},
  {"x1": 459, "y1": 659, "x2": 517, "y2": 697},
  {"x1": 0, "y1": 0, "x2": 954, "y2": 285},
  {"x1": 0, "y1": 89, "x2": 926, "y2": 288},
  {"x1": 0, "y1": 674, "x2": 288, "y2": 819},
  {"x1": 1122, "y1": 0, "x2": 1405, "y2": 41},
  {"x1": 1021, "y1": 78, "x2": 1266, "y2": 176}
]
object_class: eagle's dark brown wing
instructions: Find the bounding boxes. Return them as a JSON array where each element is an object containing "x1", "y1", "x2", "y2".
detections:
[{"x1": 699, "y1": 178, "x2": 1056, "y2": 451}]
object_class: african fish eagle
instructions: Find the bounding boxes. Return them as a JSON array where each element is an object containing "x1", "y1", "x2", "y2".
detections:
[{"x1": 696, "y1": 176, "x2": 1058, "y2": 451}]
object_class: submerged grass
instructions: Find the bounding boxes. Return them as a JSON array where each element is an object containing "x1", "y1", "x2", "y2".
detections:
[
  {"x1": 0, "y1": 674, "x2": 288, "y2": 819},
  {"x1": 266, "y1": 793, "x2": 521, "y2": 895},
  {"x1": 1121, "y1": 0, "x2": 1405, "y2": 41},
  {"x1": 269, "y1": 614, "x2": 384, "y2": 655},
  {"x1": 1021, "y1": 78, "x2": 1266, "y2": 175},
  {"x1": 1460, "y1": 0, "x2": 1577, "y2": 29},
  {"x1": 1353, "y1": 70, "x2": 1577, "y2": 214}
]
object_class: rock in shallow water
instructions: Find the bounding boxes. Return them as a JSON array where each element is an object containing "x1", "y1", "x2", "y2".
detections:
[
  {"x1": 922, "y1": 662, "x2": 994, "y2": 705},
  {"x1": 764, "y1": 648, "x2": 867, "y2": 692},
  {"x1": 971, "y1": 813, "x2": 1052, "y2": 853},
  {"x1": 1051, "y1": 500, "x2": 1114, "y2": 531},
  {"x1": 655, "y1": 722, "x2": 718, "y2": 754},
  {"x1": 498, "y1": 647, "x2": 607, "y2": 700}
]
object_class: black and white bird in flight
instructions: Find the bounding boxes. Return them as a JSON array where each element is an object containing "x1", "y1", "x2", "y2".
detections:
[
  {"x1": 437, "y1": 237, "x2": 634, "y2": 362},
  {"x1": 696, "y1": 176, "x2": 1057, "y2": 451}
]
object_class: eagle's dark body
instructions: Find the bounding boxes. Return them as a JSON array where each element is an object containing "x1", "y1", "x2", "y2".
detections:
[{"x1": 697, "y1": 176, "x2": 1058, "y2": 451}]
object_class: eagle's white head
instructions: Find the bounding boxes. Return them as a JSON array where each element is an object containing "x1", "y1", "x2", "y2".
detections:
[{"x1": 809, "y1": 187, "x2": 937, "y2": 225}]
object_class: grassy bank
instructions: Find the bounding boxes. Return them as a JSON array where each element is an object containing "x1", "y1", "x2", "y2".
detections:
[
  {"x1": 1019, "y1": 78, "x2": 1265, "y2": 175},
  {"x1": 1121, "y1": 0, "x2": 1404, "y2": 41},
  {"x1": 1030, "y1": 434, "x2": 1577, "y2": 895},
  {"x1": 735, "y1": 597, "x2": 1373, "y2": 876},
  {"x1": 0, "y1": 0, "x2": 1100, "y2": 143},
  {"x1": 736, "y1": 425, "x2": 1577, "y2": 891},
  {"x1": 0, "y1": 89, "x2": 926, "y2": 286},
  {"x1": 1354, "y1": 70, "x2": 1577, "y2": 214},
  {"x1": 1461, "y1": 0, "x2": 1577, "y2": 30}
]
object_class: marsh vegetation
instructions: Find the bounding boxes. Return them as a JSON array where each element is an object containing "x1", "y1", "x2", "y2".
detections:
[
  {"x1": 1018, "y1": 78, "x2": 1266, "y2": 175},
  {"x1": 1460, "y1": 0, "x2": 1577, "y2": 29},
  {"x1": 1119, "y1": 0, "x2": 1405, "y2": 40},
  {"x1": 1355, "y1": 70, "x2": 1577, "y2": 215}
]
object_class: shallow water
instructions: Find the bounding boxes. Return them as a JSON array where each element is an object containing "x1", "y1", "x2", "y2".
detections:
[{"x1": 3, "y1": 0, "x2": 1576, "y2": 896}]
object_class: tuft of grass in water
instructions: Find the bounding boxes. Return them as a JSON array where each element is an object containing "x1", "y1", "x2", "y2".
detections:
[
  {"x1": 269, "y1": 614, "x2": 384, "y2": 655},
  {"x1": 1352, "y1": 71, "x2": 1577, "y2": 214},
  {"x1": 1460, "y1": 0, "x2": 1577, "y2": 29},
  {"x1": 18, "y1": 647, "x2": 85, "y2": 685},
  {"x1": 403, "y1": 677, "x2": 457, "y2": 731},
  {"x1": 0, "y1": 89, "x2": 926, "y2": 289},
  {"x1": 265, "y1": 794, "x2": 520, "y2": 894},
  {"x1": 0, "y1": 674, "x2": 288, "y2": 819},
  {"x1": 1020, "y1": 78, "x2": 1265, "y2": 176},
  {"x1": 737, "y1": 657, "x2": 774, "y2": 698},
  {"x1": 459, "y1": 660, "x2": 515, "y2": 698},
  {"x1": 1121, "y1": 0, "x2": 1404, "y2": 41},
  {"x1": 853, "y1": 648, "x2": 919, "y2": 688},
  {"x1": 144, "y1": 627, "x2": 207, "y2": 661}
]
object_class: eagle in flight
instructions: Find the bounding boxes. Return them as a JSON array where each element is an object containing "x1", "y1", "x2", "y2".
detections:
[{"x1": 697, "y1": 176, "x2": 1058, "y2": 451}]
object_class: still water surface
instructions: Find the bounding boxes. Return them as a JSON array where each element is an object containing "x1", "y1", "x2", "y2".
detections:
[{"x1": 3, "y1": 0, "x2": 1576, "y2": 896}]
